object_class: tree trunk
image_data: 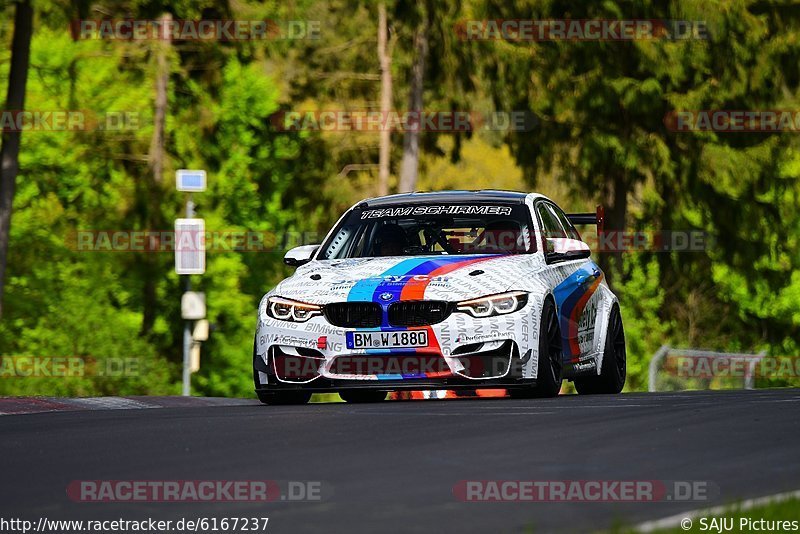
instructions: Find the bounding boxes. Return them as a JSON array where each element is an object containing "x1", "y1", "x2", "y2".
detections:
[
  {"x1": 141, "y1": 12, "x2": 171, "y2": 335},
  {"x1": 598, "y1": 174, "x2": 627, "y2": 285},
  {"x1": 377, "y1": 2, "x2": 392, "y2": 197},
  {"x1": 398, "y1": 9, "x2": 428, "y2": 193},
  {"x1": 149, "y1": 12, "x2": 171, "y2": 186},
  {"x1": 0, "y1": 0, "x2": 34, "y2": 320}
]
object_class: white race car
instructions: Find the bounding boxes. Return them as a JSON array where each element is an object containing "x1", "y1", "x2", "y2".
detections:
[{"x1": 253, "y1": 191, "x2": 626, "y2": 404}]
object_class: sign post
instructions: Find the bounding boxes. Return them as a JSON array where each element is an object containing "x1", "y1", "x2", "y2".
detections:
[{"x1": 176, "y1": 170, "x2": 207, "y2": 396}]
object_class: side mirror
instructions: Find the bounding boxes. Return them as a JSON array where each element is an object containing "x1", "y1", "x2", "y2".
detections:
[
  {"x1": 545, "y1": 238, "x2": 591, "y2": 262},
  {"x1": 284, "y1": 244, "x2": 320, "y2": 267}
]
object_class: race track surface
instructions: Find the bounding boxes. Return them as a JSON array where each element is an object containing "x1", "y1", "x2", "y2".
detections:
[{"x1": 1, "y1": 389, "x2": 799, "y2": 533}]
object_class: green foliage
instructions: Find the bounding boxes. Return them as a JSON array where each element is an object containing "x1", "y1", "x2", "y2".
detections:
[
  {"x1": 467, "y1": 0, "x2": 800, "y2": 388},
  {"x1": 615, "y1": 256, "x2": 671, "y2": 391},
  {"x1": 0, "y1": 261, "x2": 174, "y2": 396},
  {"x1": 0, "y1": 2, "x2": 335, "y2": 397}
]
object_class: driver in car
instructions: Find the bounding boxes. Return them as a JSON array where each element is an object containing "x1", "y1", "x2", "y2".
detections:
[{"x1": 373, "y1": 224, "x2": 410, "y2": 256}]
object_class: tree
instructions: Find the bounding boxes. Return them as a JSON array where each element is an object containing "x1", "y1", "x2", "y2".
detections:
[
  {"x1": 397, "y1": 2, "x2": 428, "y2": 192},
  {"x1": 0, "y1": 0, "x2": 33, "y2": 319},
  {"x1": 141, "y1": 12, "x2": 172, "y2": 336},
  {"x1": 467, "y1": 0, "x2": 800, "y2": 382},
  {"x1": 377, "y1": 2, "x2": 394, "y2": 196}
]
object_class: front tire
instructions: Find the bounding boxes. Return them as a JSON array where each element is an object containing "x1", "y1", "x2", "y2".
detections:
[
  {"x1": 510, "y1": 297, "x2": 562, "y2": 398},
  {"x1": 575, "y1": 305, "x2": 626, "y2": 395}
]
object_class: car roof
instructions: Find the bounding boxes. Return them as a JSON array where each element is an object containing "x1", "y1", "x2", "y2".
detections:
[{"x1": 360, "y1": 190, "x2": 533, "y2": 207}]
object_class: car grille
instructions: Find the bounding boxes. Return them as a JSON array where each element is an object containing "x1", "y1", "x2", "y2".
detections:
[
  {"x1": 388, "y1": 301, "x2": 452, "y2": 327},
  {"x1": 323, "y1": 302, "x2": 382, "y2": 328}
]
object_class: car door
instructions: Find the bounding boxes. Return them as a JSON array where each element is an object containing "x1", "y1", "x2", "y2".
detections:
[{"x1": 535, "y1": 201, "x2": 601, "y2": 369}]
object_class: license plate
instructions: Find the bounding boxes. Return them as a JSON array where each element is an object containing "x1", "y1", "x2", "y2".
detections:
[{"x1": 346, "y1": 330, "x2": 428, "y2": 349}]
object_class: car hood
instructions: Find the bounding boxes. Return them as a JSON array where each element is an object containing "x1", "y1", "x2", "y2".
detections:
[{"x1": 272, "y1": 254, "x2": 534, "y2": 304}]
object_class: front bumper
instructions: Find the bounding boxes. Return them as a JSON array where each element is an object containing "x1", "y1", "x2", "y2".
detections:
[
  {"x1": 253, "y1": 349, "x2": 535, "y2": 393},
  {"x1": 254, "y1": 297, "x2": 540, "y2": 391}
]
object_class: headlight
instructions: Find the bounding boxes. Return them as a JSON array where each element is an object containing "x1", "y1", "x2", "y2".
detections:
[
  {"x1": 265, "y1": 296, "x2": 322, "y2": 322},
  {"x1": 456, "y1": 291, "x2": 528, "y2": 318}
]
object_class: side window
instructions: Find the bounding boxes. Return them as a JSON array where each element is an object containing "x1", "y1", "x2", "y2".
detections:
[
  {"x1": 549, "y1": 203, "x2": 582, "y2": 241},
  {"x1": 536, "y1": 203, "x2": 567, "y2": 240}
]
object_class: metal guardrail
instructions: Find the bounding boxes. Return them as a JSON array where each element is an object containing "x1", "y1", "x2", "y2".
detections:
[{"x1": 648, "y1": 345, "x2": 767, "y2": 392}]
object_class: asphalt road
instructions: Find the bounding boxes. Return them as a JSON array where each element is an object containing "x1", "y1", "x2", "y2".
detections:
[{"x1": 1, "y1": 389, "x2": 799, "y2": 533}]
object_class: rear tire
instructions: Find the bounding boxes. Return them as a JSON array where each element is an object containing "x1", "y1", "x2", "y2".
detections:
[
  {"x1": 510, "y1": 298, "x2": 562, "y2": 398},
  {"x1": 339, "y1": 390, "x2": 387, "y2": 403},
  {"x1": 575, "y1": 305, "x2": 626, "y2": 395}
]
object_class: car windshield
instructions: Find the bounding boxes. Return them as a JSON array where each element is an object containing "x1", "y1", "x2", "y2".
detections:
[{"x1": 319, "y1": 203, "x2": 534, "y2": 259}]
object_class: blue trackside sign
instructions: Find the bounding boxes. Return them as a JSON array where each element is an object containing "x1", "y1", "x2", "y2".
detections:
[{"x1": 176, "y1": 169, "x2": 207, "y2": 192}]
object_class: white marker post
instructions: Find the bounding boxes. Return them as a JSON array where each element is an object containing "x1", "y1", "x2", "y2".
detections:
[{"x1": 176, "y1": 170, "x2": 207, "y2": 396}]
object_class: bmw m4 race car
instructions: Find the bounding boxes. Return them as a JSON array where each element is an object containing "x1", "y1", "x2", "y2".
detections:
[{"x1": 253, "y1": 191, "x2": 626, "y2": 404}]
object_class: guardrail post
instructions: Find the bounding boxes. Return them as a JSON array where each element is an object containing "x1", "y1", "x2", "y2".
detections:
[
  {"x1": 648, "y1": 345, "x2": 670, "y2": 392},
  {"x1": 745, "y1": 350, "x2": 768, "y2": 390}
]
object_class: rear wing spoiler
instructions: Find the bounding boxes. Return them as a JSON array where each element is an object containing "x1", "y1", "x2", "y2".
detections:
[{"x1": 567, "y1": 206, "x2": 605, "y2": 233}]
